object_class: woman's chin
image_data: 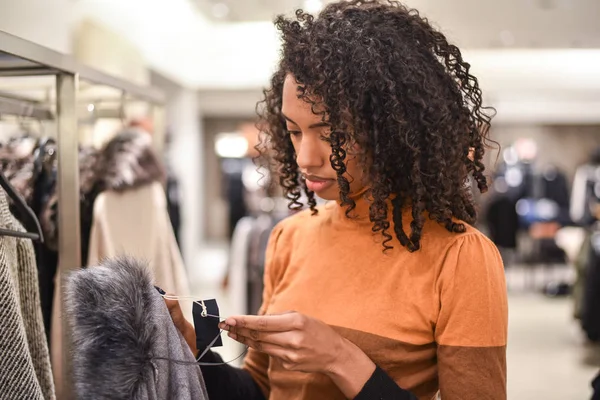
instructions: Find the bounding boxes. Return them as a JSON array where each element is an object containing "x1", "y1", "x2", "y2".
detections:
[{"x1": 311, "y1": 187, "x2": 339, "y2": 202}]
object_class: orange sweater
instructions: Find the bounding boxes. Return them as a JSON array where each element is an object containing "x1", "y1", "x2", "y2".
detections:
[{"x1": 244, "y1": 195, "x2": 508, "y2": 400}]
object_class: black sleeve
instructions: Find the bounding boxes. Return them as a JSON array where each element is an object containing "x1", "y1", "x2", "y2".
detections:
[
  {"x1": 354, "y1": 366, "x2": 418, "y2": 400},
  {"x1": 199, "y1": 350, "x2": 266, "y2": 400}
]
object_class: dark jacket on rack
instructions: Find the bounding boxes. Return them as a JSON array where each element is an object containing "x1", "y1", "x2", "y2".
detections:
[
  {"x1": 65, "y1": 257, "x2": 207, "y2": 400},
  {"x1": 0, "y1": 188, "x2": 55, "y2": 400},
  {"x1": 0, "y1": 138, "x2": 61, "y2": 346},
  {"x1": 581, "y1": 227, "x2": 600, "y2": 342}
]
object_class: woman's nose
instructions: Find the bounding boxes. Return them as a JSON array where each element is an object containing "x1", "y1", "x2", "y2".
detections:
[{"x1": 295, "y1": 136, "x2": 325, "y2": 170}]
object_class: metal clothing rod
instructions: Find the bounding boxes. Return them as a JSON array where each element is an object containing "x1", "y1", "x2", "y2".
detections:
[
  {"x1": 56, "y1": 72, "x2": 80, "y2": 400},
  {"x1": 0, "y1": 96, "x2": 54, "y2": 120},
  {"x1": 0, "y1": 31, "x2": 165, "y2": 104}
]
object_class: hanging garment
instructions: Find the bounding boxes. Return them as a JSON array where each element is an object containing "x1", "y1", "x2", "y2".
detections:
[
  {"x1": 165, "y1": 166, "x2": 182, "y2": 248},
  {"x1": 87, "y1": 181, "x2": 189, "y2": 296},
  {"x1": 246, "y1": 215, "x2": 280, "y2": 315},
  {"x1": 0, "y1": 189, "x2": 55, "y2": 400},
  {"x1": 51, "y1": 131, "x2": 191, "y2": 397},
  {"x1": 581, "y1": 228, "x2": 600, "y2": 342},
  {"x1": 65, "y1": 256, "x2": 208, "y2": 400},
  {"x1": 593, "y1": 371, "x2": 600, "y2": 400},
  {"x1": 485, "y1": 195, "x2": 520, "y2": 250},
  {"x1": 228, "y1": 216, "x2": 254, "y2": 319}
]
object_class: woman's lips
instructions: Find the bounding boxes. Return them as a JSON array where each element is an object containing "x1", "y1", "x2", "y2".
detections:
[{"x1": 305, "y1": 176, "x2": 335, "y2": 192}]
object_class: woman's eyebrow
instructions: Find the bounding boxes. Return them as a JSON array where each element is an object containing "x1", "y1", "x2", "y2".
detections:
[
  {"x1": 281, "y1": 113, "x2": 297, "y2": 126},
  {"x1": 308, "y1": 122, "x2": 330, "y2": 129},
  {"x1": 282, "y1": 113, "x2": 330, "y2": 129}
]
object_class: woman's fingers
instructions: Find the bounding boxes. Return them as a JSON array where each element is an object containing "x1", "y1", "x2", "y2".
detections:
[
  {"x1": 226, "y1": 326, "x2": 302, "y2": 349},
  {"x1": 222, "y1": 312, "x2": 304, "y2": 332},
  {"x1": 229, "y1": 332, "x2": 290, "y2": 358}
]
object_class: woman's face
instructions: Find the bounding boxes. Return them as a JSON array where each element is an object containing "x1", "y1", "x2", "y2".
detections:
[{"x1": 281, "y1": 74, "x2": 366, "y2": 201}]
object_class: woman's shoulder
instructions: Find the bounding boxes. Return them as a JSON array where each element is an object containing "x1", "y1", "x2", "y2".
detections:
[
  {"x1": 423, "y1": 219, "x2": 498, "y2": 255},
  {"x1": 420, "y1": 220, "x2": 504, "y2": 283}
]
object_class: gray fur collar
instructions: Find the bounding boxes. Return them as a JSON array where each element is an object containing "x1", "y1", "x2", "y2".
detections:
[
  {"x1": 96, "y1": 130, "x2": 165, "y2": 192},
  {"x1": 65, "y1": 257, "x2": 157, "y2": 399}
]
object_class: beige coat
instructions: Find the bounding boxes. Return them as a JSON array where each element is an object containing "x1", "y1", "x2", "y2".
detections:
[
  {"x1": 51, "y1": 185, "x2": 192, "y2": 397},
  {"x1": 87, "y1": 182, "x2": 190, "y2": 296}
]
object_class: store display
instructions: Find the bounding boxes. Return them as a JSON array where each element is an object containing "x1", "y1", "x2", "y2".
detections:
[{"x1": 0, "y1": 30, "x2": 166, "y2": 399}]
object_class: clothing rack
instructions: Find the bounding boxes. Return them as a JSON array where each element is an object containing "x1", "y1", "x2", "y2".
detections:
[
  {"x1": 0, "y1": 30, "x2": 165, "y2": 399},
  {"x1": 0, "y1": 94, "x2": 54, "y2": 120}
]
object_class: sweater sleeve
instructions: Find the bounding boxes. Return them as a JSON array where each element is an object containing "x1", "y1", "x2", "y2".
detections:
[
  {"x1": 435, "y1": 233, "x2": 508, "y2": 400},
  {"x1": 199, "y1": 351, "x2": 266, "y2": 400},
  {"x1": 353, "y1": 366, "x2": 418, "y2": 400}
]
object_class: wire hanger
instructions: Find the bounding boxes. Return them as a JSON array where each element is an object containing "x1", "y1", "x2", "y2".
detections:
[{"x1": 0, "y1": 171, "x2": 44, "y2": 243}]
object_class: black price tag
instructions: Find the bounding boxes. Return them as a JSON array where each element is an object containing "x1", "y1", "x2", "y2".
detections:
[{"x1": 193, "y1": 299, "x2": 223, "y2": 351}]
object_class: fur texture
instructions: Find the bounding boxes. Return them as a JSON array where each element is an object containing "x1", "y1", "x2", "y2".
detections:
[
  {"x1": 65, "y1": 257, "x2": 157, "y2": 399},
  {"x1": 95, "y1": 130, "x2": 165, "y2": 193}
]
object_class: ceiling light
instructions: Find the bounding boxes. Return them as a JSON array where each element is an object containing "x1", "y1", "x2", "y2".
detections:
[
  {"x1": 212, "y1": 2, "x2": 230, "y2": 19},
  {"x1": 215, "y1": 133, "x2": 248, "y2": 158},
  {"x1": 87, "y1": 104, "x2": 95, "y2": 112},
  {"x1": 303, "y1": 0, "x2": 323, "y2": 14}
]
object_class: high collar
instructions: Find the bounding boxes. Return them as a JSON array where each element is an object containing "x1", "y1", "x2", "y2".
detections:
[{"x1": 330, "y1": 188, "x2": 415, "y2": 231}]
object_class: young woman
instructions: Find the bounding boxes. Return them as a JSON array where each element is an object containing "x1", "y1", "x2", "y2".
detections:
[{"x1": 168, "y1": 1, "x2": 508, "y2": 399}]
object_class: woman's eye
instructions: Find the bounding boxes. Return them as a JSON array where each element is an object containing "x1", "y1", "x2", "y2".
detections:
[
  {"x1": 319, "y1": 134, "x2": 332, "y2": 143},
  {"x1": 286, "y1": 130, "x2": 302, "y2": 137}
]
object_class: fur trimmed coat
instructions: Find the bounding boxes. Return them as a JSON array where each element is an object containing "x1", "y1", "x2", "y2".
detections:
[
  {"x1": 51, "y1": 131, "x2": 191, "y2": 397},
  {"x1": 65, "y1": 257, "x2": 207, "y2": 400}
]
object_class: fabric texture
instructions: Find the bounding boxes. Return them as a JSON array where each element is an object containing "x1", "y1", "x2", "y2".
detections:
[
  {"x1": 243, "y1": 192, "x2": 508, "y2": 400},
  {"x1": 0, "y1": 189, "x2": 55, "y2": 400},
  {"x1": 65, "y1": 256, "x2": 207, "y2": 400}
]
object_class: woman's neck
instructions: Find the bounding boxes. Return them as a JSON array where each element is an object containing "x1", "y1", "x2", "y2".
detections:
[{"x1": 333, "y1": 188, "x2": 412, "y2": 227}]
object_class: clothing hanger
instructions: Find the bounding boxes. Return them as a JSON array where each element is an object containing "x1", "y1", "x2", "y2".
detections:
[{"x1": 0, "y1": 171, "x2": 44, "y2": 243}]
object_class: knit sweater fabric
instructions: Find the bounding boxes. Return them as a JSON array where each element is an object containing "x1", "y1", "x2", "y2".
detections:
[
  {"x1": 243, "y1": 194, "x2": 508, "y2": 400},
  {"x1": 0, "y1": 189, "x2": 55, "y2": 400}
]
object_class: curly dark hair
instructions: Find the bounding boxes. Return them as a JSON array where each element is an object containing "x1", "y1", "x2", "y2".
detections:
[{"x1": 257, "y1": 0, "x2": 495, "y2": 252}]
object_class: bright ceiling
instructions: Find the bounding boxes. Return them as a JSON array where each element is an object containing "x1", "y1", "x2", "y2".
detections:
[
  {"x1": 1, "y1": 0, "x2": 600, "y2": 122},
  {"x1": 193, "y1": 0, "x2": 600, "y2": 48}
]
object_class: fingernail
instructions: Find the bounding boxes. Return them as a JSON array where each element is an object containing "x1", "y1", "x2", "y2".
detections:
[{"x1": 219, "y1": 323, "x2": 228, "y2": 331}]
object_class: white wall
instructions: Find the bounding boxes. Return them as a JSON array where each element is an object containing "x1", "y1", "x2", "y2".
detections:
[{"x1": 0, "y1": 0, "x2": 73, "y2": 53}]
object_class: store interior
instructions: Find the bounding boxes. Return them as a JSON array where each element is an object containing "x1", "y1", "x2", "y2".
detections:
[{"x1": 0, "y1": 0, "x2": 599, "y2": 399}]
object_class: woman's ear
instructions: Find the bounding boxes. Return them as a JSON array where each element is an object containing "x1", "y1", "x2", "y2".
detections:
[{"x1": 468, "y1": 147, "x2": 475, "y2": 161}]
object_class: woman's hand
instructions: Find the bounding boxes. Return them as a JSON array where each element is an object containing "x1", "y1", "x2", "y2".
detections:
[
  {"x1": 164, "y1": 297, "x2": 198, "y2": 356},
  {"x1": 220, "y1": 312, "x2": 376, "y2": 398}
]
